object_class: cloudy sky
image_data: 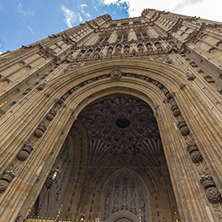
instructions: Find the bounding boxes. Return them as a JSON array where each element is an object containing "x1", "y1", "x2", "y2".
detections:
[{"x1": 0, "y1": 0, "x2": 221, "y2": 53}]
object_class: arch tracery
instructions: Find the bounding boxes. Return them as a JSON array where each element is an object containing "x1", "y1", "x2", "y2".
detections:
[{"x1": 98, "y1": 169, "x2": 152, "y2": 222}]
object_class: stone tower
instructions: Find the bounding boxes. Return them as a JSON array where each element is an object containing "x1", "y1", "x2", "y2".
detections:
[{"x1": 0, "y1": 8, "x2": 222, "y2": 222}]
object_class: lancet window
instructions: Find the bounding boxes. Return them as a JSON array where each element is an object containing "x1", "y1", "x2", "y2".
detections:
[
  {"x1": 136, "y1": 32, "x2": 148, "y2": 40},
  {"x1": 97, "y1": 36, "x2": 110, "y2": 44},
  {"x1": 116, "y1": 34, "x2": 128, "y2": 42}
]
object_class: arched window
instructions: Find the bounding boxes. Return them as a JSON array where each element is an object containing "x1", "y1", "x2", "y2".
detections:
[{"x1": 136, "y1": 32, "x2": 148, "y2": 40}]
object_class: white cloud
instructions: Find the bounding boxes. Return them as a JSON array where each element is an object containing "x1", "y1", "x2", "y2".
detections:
[
  {"x1": 18, "y1": 3, "x2": 33, "y2": 16},
  {"x1": 61, "y1": 5, "x2": 82, "y2": 28},
  {"x1": 0, "y1": 43, "x2": 2, "y2": 54},
  {"x1": 79, "y1": 14, "x2": 83, "y2": 22},
  {"x1": 173, "y1": 0, "x2": 204, "y2": 12},
  {"x1": 103, "y1": 0, "x2": 119, "y2": 4},
  {"x1": 93, "y1": 6, "x2": 98, "y2": 11},
  {"x1": 99, "y1": 0, "x2": 222, "y2": 22},
  {"x1": 28, "y1": 25, "x2": 34, "y2": 34},
  {"x1": 79, "y1": 4, "x2": 91, "y2": 19}
]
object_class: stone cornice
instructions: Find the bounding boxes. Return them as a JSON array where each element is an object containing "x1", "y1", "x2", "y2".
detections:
[
  {"x1": 184, "y1": 23, "x2": 206, "y2": 44},
  {"x1": 62, "y1": 33, "x2": 77, "y2": 46},
  {"x1": 168, "y1": 18, "x2": 184, "y2": 33},
  {"x1": 65, "y1": 47, "x2": 173, "y2": 64},
  {"x1": 98, "y1": 22, "x2": 154, "y2": 33}
]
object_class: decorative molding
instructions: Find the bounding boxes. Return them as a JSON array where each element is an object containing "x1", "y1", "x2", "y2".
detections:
[
  {"x1": 17, "y1": 144, "x2": 33, "y2": 161},
  {"x1": 0, "y1": 170, "x2": 15, "y2": 193}
]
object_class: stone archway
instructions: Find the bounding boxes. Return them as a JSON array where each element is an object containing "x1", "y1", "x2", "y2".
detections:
[
  {"x1": 28, "y1": 93, "x2": 177, "y2": 221},
  {"x1": 0, "y1": 59, "x2": 221, "y2": 222},
  {"x1": 106, "y1": 210, "x2": 139, "y2": 222}
]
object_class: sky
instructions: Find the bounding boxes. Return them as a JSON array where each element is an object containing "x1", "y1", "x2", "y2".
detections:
[{"x1": 0, "y1": 0, "x2": 222, "y2": 54}]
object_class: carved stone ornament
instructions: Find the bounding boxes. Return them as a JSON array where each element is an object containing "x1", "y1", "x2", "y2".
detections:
[
  {"x1": 34, "y1": 125, "x2": 47, "y2": 138},
  {"x1": 152, "y1": 80, "x2": 163, "y2": 89},
  {"x1": 177, "y1": 121, "x2": 190, "y2": 136},
  {"x1": 37, "y1": 83, "x2": 47, "y2": 90},
  {"x1": 110, "y1": 67, "x2": 122, "y2": 80},
  {"x1": 200, "y1": 174, "x2": 216, "y2": 189},
  {"x1": 59, "y1": 97, "x2": 65, "y2": 105},
  {"x1": 152, "y1": 56, "x2": 173, "y2": 65},
  {"x1": 162, "y1": 87, "x2": 173, "y2": 100},
  {"x1": 0, "y1": 180, "x2": 9, "y2": 193},
  {"x1": 0, "y1": 170, "x2": 15, "y2": 193},
  {"x1": 187, "y1": 143, "x2": 198, "y2": 153},
  {"x1": 190, "y1": 150, "x2": 203, "y2": 163},
  {"x1": 69, "y1": 88, "x2": 75, "y2": 94},
  {"x1": 205, "y1": 187, "x2": 221, "y2": 204},
  {"x1": 17, "y1": 150, "x2": 29, "y2": 161},
  {"x1": 156, "y1": 82, "x2": 164, "y2": 89},
  {"x1": 1, "y1": 76, "x2": 11, "y2": 83},
  {"x1": 23, "y1": 88, "x2": 32, "y2": 95},
  {"x1": 17, "y1": 144, "x2": 33, "y2": 161},
  {"x1": 187, "y1": 73, "x2": 196, "y2": 81},
  {"x1": 46, "y1": 109, "x2": 57, "y2": 121},
  {"x1": 78, "y1": 95, "x2": 163, "y2": 176},
  {"x1": 204, "y1": 75, "x2": 215, "y2": 83},
  {"x1": 186, "y1": 143, "x2": 203, "y2": 163},
  {"x1": 171, "y1": 105, "x2": 181, "y2": 117},
  {"x1": 164, "y1": 91, "x2": 173, "y2": 100}
]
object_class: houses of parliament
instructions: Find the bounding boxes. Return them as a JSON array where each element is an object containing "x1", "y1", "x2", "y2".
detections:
[{"x1": 0, "y1": 8, "x2": 222, "y2": 222}]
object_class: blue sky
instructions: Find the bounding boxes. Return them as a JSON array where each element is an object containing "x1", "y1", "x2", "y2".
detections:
[{"x1": 0, "y1": 0, "x2": 221, "y2": 54}]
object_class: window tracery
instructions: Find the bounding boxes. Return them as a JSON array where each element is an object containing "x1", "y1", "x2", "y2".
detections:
[
  {"x1": 116, "y1": 34, "x2": 128, "y2": 42},
  {"x1": 98, "y1": 169, "x2": 151, "y2": 222},
  {"x1": 136, "y1": 32, "x2": 149, "y2": 40},
  {"x1": 97, "y1": 36, "x2": 110, "y2": 45}
]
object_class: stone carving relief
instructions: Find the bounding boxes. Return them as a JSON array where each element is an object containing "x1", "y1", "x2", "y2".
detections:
[
  {"x1": 76, "y1": 50, "x2": 85, "y2": 60},
  {"x1": 114, "y1": 44, "x2": 122, "y2": 55},
  {"x1": 17, "y1": 144, "x2": 33, "y2": 161},
  {"x1": 200, "y1": 175, "x2": 221, "y2": 204},
  {"x1": 110, "y1": 67, "x2": 122, "y2": 80},
  {"x1": 187, "y1": 73, "x2": 196, "y2": 81},
  {"x1": 137, "y1": 44, "x2": 144, "y2": 53},
  {"x1": 98, "y1": 169, "x2": 151, "y2": 222},
  {"x1": 147, "y1": 55, "x2": 173, "y2": 65},
  {"x1": 70, "y1": 37, "x2": 178, "y2": 63},
  {"x1": 154, "y1": 42, "x2": 163, "y2": 51},
  {"x1": 78, "y1": 95, "x2": 164, "y2": 175},
  {"x1": 177, "y1": 121, "x2": 190, "y2": 136},
  {"x1": 84, "y1": 49, "x2": 93, "y2": 59},
  {"x1": 187, "y1": 144, "x2": 202, "y2": 163},
  {"x1": 0, "y1": 170, "x2": 15, "y2": 193},
  {"x1": 37, "y1": 83, "x2": 47, "y2": 90},
  {"x1": 204, "y1": 75, "x2": 215, "y2": 83},
  {"x1": 171, "y1": 105, "x2": 181, "y2": 117},
  {"x1": 93, "y1": 48, "x2": 101, "y2": 59},
  {"x1": 146, "y1": 43, "x2": 153, "y2": 52},
  {"x1": 107, "y1": 47, "x2": 113, "y2": 56},
  {"x1": 34, "y1": 125, "x2": 47, "y2": 138},
  {"x1": 124, "y1": 45, "x2": 130, "y2": 55}
]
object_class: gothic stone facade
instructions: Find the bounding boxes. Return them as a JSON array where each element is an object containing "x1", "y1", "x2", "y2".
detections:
[{"x1": 0, "y1": 8, "x2": 222, "y2": 222}]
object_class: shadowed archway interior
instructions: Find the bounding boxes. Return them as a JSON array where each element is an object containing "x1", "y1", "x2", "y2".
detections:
[{"x1": 29, "y1": 94, "x2": 178, "y2": 221}]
